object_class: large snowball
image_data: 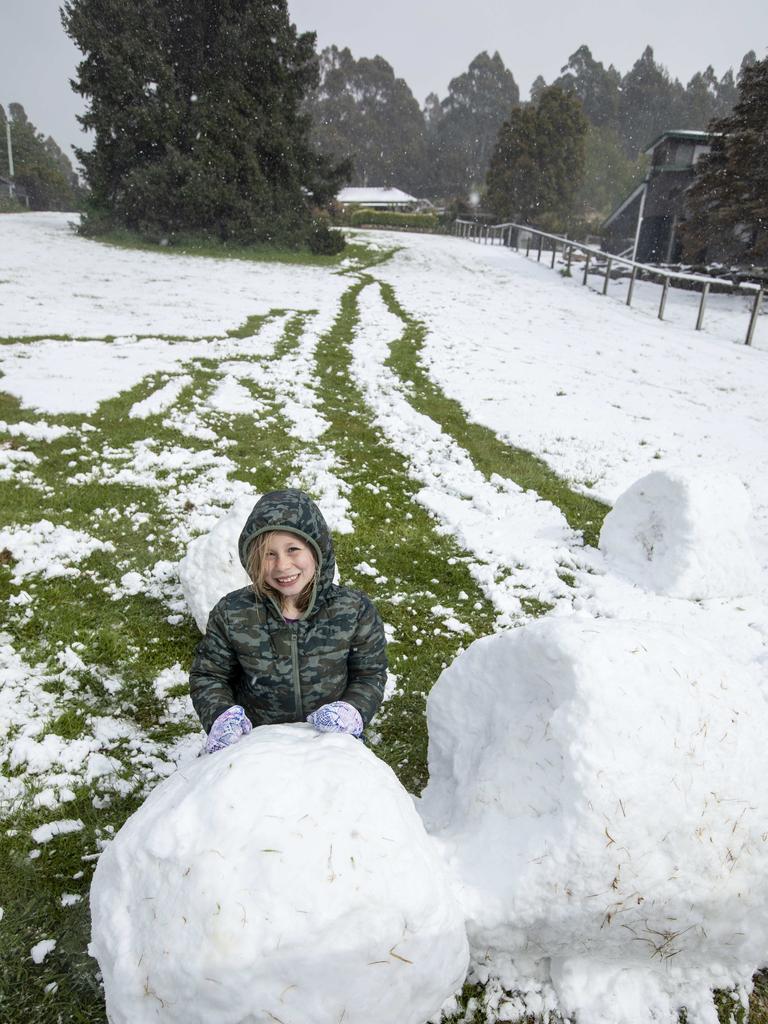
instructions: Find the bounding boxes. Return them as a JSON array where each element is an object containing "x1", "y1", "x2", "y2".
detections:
[
  {"x1": 598, "y1": 469, "x2": 758, "y2": 599},
  {"x1": 419, "y1": 616, "x2": 768, "y2": 1024},
  {"x1": 91, "y1": 725, "x2": 468, "y2": 1024},
  {"x1": 178, "y1": 494, "x2": 256, "y2": 631}
]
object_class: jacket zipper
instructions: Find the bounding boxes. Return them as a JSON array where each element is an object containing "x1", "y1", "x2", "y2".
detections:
[{"x1": 290, "y1": 625, "x2": 303, "y2": 719}]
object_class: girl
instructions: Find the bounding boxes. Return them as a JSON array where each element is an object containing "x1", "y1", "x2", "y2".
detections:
[{"x1": 189, "y1": 489, "x2": 387, "y2": 753}]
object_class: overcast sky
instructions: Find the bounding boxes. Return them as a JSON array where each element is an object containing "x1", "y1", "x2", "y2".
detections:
[{"x1": 1, "y1": 0, "x2": 765, "y2": 166}]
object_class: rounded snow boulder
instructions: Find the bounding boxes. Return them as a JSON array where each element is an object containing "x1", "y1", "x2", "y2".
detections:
[
  {"x1": 598, "y1": 469, "x2": 758, "y2": 599},
  {"x1": 419, "y1": 616, "x2": 768, "y2": 1024},
  {"x1": 178, "y1": 494, "x2": 256, "y2": 631},
  {"x1": 90, "y1": 725, "x2": 468, "y2": 1024}
]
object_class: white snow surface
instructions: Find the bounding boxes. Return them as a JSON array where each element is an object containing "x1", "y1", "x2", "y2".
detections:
[
  {"x1": 178, "y1": 494, "x2": 256, "y2": 631},
  {"x1": 0, "y1": 213, "x2": 347, "y2": 337},
  {"x1": 599, "y1": 469, "x2": 760, "y2": 598},
  {"x1": 370, "y1": 231, "x2": 768, "y2": 570},
  {"x1": 419, "y1": 615, "x2": 768, "y2": 1024},
  {"x1": 90, "y1": 725, "x2": 468, "y2": 1024},
  {"x1": 0, "y1": 520, "x2": 114, "y2": 583},
  {"x1": 129, "y1": 375, "x2": 193, "y2": 419},
  {"x1": 30, "y1": 939, "x2": 56, "y2": 965},
  {"x1": 352, "y1": 282, "x2": 576, "y2": 623}
]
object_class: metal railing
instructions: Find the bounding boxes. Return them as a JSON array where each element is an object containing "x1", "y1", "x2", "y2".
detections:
[{"x1": 453, "y1": 219, "x2": 764, "y2": 346}]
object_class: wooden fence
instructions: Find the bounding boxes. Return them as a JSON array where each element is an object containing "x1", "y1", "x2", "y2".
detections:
[{"x1": 453, "y1": 219, "x2": 764, "y2": 347}]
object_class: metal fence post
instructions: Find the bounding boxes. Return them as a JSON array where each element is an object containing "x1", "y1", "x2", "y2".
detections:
[
  {"x1": 658, "y1": 275, "x2": 670, "y2": 320},
  {"x1": 526, "y1": 235, "x2": 531, "y2": 257},
  {"x1": 550, "y1": 241, "x2": 557, "y2": 269},
  {"x1": 695, "y1": 283, "x2": 710, "y2": 331},
  {"x1": 746, "y1": 287, "x2": 764, "y2": 346},
  {"x1": 537, "y1": 236, "x2": 543, "y2": 262},
  {"x1": 602, "y1": 258, "x2": 612, "y2": 296},
  {"x1": 582, "y1": 252, "x2": 591, "y2": 286},
  {"x1": 566, "y1": 245, "x2": 573, "y2": 274},
  {"x1": 626, "y1": 266, "x2": 637, "y2": 306}
]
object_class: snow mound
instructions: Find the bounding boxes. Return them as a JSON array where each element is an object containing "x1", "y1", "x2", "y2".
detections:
[
  {"x1": 90, "y1": 725, "x2": 468, "y2": 1024},
  {"x1": 419, "y1": 616, "x2": 768, "y2": 1024},
  {"x1": 598, "y1": 469, "x2": 758, "y2": 599},
  {"x1": 178, "y1": 494, "x2": 256, "y2": 631}
]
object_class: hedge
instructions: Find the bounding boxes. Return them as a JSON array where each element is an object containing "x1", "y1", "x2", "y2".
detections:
[{"x1": 346, "y1": 208, "x2": 441, "y2": 231}]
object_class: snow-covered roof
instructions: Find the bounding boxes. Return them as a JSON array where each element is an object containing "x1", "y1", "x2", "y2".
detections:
[
  {"x1": 336, "y1": 187, "x2": 418, "y2": 206},
  {"x1": 643, "y1": 129, "x2": 714, "y2": 154}
]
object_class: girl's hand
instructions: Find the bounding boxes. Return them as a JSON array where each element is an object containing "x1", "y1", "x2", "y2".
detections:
[
  {"x1": 205, "y1": 705, "x2": 253, "y2": 754},
  {"x1": 306, "y1": 701, "x2": 363, "y2": 737}
]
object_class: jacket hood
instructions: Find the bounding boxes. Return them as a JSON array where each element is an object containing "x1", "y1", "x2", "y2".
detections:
[{"x1": 238, "y1": 490, "x2": 335, "y2": 613}]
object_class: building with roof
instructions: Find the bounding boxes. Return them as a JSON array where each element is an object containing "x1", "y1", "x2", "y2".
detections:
[
  {"x1": 603, "y1": 130, "x2": 713, "y2": 264},
  {"x1": 335, "y1": 187, "x2": 420, "y2": 211}
]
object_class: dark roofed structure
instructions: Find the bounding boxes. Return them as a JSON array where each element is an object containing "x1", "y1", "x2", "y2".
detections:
[{"x1": 603, "y1": 130, "x2": 714, "y2": 264}]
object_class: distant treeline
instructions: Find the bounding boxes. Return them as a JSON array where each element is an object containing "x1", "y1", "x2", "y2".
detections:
[
  {"x1": 305, "y1": 44, "x2": 757, "y2": 217},
  {"x1": 0, "y1": 104, "x2": 82, "y2": 211}
]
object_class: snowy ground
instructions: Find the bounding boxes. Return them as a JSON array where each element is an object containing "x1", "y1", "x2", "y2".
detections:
[
  {"x1": 371, "y1": 229, "x2": 768, "y2": 523},
  {"x1": 2, "y1": 213, "x2": 767, "y2": 1024}
]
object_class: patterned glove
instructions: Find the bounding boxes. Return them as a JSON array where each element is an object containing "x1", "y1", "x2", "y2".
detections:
[
  {"x1": 205, "y1": 706, "x2": 253, "y2": 754},
  {"x1": 306, "y1": 701, "x2": 363, "y2": 737}
]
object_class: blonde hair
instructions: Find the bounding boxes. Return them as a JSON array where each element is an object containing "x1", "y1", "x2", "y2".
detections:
[{"x1": 247, "y1": 530, "x2": 317, "y2": 614}]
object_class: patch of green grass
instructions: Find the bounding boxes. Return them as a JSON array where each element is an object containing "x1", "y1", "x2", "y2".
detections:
[
  {"x1": 377, "y1": 279, "x2": 609, "y2": 548},
  {"x1": 313, "y1": 278, "x2": 498, "y2": 792},
  {"x1": 84, "y1": 229, "x2": 395, "y2": 275}
]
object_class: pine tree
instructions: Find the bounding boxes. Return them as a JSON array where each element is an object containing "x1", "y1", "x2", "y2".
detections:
[
  {"x1": 682, "y1": 56, "x2": 768, "y2": 263},
  {"x1": 485, "y1": 86, "x2": 588, "y2": 231},
  {"x1": 61, "y1": 0, "x2": 346, "y2": 243}
]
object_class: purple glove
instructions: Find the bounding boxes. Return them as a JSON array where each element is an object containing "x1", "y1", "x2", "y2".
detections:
[
  {"x1": 205, "y1": 705, "x2": 253, "y2": 754},
  {"x1": 306, "y1": 701, "x2": 363, "y2": 737}
]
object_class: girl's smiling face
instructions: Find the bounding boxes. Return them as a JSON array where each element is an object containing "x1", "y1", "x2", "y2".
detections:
[{"x1": 263, "y1": 532, "x2": 316, "y2": 601}]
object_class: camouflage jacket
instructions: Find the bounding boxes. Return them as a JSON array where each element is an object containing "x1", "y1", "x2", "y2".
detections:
[{"x1": 189, "y1": 489, "x2": 388, "y2": 733}]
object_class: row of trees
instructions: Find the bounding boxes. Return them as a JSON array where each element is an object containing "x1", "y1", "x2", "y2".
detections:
[
  {"x1": 25, "y1": 0, "x2": 761, "y2": 258},
  {"x1": 0, "y1": 104, "x2": 81, "y2": 210},
  {"x1": 305, "y1": 44, "x2": 757, "y2": 216},
  {"x1": 482, "y1": 53, "x2": 768, "y2": 263}
]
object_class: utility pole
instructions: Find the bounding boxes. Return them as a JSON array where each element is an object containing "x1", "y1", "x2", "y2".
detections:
[{"x1": 5, "y1": 116, "x2": 15, "y2": 196}]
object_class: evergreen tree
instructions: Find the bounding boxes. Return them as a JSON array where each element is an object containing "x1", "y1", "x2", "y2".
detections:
[
  {"x1": 682, "y1": 66, "x2": 720, "y2": 129},
  {"x1": 433, "y1": 51, "x2": 520, "y2": 196},
  {"x1": 682, "y1": 55, "x2": 768, "y2": 263},
  {"x1": 0, "y1": 103, "x2": 79, "y2": 210},
  {"x1": 305, "y1": 46, "x2": 425, "y2": 193},
  {"x1": 529, "y1": 75, "x2": 547, "y2": 104},
  {"x1": 61, "y1": 0, "x2": 346, "y2": 243},
  {"x1": 577, "y1": 123, "x2": 647, "y2": 218},
  {"x1": 485, "y1": 86, "x2": 588, "y2": 231}
]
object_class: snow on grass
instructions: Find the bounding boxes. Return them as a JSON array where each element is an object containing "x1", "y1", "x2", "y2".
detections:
[
  {"x1": 0, "y1": 318, "x2": 291, "y2": 416},
  {"x1": 0, "y1": 420, "x2": 72, "y2": 441},
  {"x1": 352, "y1": 281, "x2": 577, "y2": 623},
  {"x1": 0, "y1": 213, "x2": 347, "y2": 337},
  {"x1": 0, "y1": 521, "x2": 115, "y2": 582},
  {"x1": 2, "y1": 217, "x2": 768, "y2": 1024},
  {"x1": 129, "y1": 374, "x2": 193, "y2": 419},
  {"x1": 371, "y1": 232, "x2": 768, "y2": 557}
]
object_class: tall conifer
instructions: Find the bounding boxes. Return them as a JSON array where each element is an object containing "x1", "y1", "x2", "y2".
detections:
[
  {"x1": 683, "y1": 56, "x2": 768, "y2": 263},
  {"x1": 61, "y1": 0, "x2": 346, "y2": 242}
]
